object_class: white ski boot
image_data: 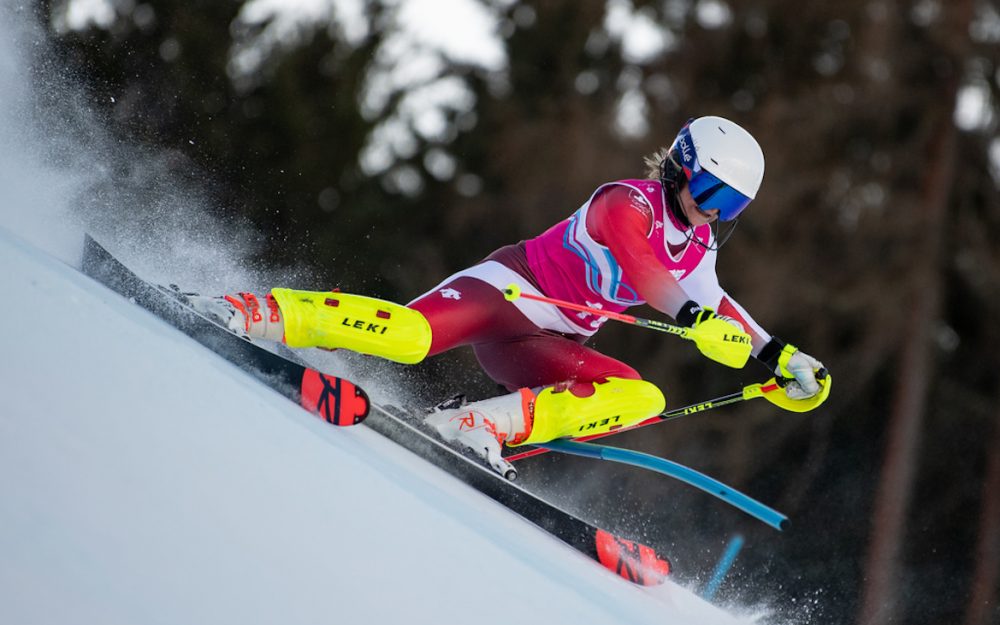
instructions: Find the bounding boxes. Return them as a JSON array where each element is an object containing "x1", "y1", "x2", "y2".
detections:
[
  {"x1": 424, "y1": 389, "x2": 535, "y2": 481},
  {"x1": 186, "y1": 292, "x2": 285, "y2": 342}
]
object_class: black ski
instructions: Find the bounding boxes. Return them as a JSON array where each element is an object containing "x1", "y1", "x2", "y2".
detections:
[{"x1": 80, "y1": 234, "x2": 671, "y2": 585}]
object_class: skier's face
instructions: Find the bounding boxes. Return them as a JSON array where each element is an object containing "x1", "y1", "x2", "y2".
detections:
[{"x1": 679, "y1": 186, "x2": 719, "y2": 226}]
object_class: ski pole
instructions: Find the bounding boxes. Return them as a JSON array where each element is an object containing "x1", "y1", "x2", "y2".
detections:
[
  {"x1": 502, "y1": 284, "x2": 752, "y2": 368},
  {"x1": 503, "y1": 283, "x2": 689, "y2": 337},
  {"x1": 505, "y1": 381, "x2": 780, "y2": 463},
  {"x1": 506, "y1": 370, "x2": 829, "y2": 463}
]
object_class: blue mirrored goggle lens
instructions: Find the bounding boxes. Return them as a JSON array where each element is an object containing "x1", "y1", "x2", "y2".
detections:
[{"x1": 687, "y1": 169, "x2": 752, "y2": 221}]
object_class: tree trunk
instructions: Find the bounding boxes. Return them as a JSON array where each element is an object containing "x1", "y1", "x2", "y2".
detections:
[
  {"x1": 964, "y1": 400, "x2": 1000, "y2": 625},
  {"x1": 856, "y1": 110, "x2": 957, "y2": 625}
]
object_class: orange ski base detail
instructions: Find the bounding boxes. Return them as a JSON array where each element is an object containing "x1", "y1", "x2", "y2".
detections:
[
  {"x1": 300, "y1": 370, "x2": 371, "y2": 426},
  {"x1": 595, "y1": 529, "x2": 671, "y2": 585}
]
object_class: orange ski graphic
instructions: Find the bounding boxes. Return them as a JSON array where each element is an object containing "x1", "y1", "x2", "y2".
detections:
[
  {"x1": 594, "y1": 529, "x2": 671, "y2": 586},
  {"x1": 300, "y1": 369, "x2": 371, "y2": 426}
]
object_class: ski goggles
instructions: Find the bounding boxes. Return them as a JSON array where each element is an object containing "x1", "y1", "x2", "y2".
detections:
[{"x1": 687, "y1": 168, "x2": 752, "y2": 222}]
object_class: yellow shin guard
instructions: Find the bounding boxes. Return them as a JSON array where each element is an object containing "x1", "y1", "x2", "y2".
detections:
[
  {"x1": 514, "y1": 377, "x2": 666, "y2": 447},
  {"x1": 271, "y1": 288, "x2": 432, "y2": 365}
]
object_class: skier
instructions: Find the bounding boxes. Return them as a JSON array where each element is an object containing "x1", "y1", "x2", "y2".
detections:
[{"x1": 197, "y1": 116, "x2": 829, "y2": 476}]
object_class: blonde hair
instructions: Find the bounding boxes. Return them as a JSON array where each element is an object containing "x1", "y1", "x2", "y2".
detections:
[{"x1": 643, "y1": 146, "x2": 671, "y2": 180}]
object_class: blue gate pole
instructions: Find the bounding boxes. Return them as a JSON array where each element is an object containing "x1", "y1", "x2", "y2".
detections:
[{"x1": 702, "y1": 534, "x2": 745, "y2": 600}]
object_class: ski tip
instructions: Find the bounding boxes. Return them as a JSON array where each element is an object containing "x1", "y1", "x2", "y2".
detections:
[
  {"x1": 299, "y1": 370, "x2": 371, "y2": 426},
  {"x1": 594, "y1": 529, "x2": 671, "y2": 586}
]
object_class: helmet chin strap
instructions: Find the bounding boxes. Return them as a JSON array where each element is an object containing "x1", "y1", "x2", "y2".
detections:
[{"x1": 660, "y1": 155, "x2": 738, "y2": 252}]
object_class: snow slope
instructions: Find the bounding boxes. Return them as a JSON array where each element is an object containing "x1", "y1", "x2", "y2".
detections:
[{"x1": 0, "y1": 227, "x2": 754, "y2": 624}]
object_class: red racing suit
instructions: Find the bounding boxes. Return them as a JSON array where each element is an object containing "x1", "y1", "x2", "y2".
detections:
[{"x1": 407, "y1": 180, "x2": 770, "y2": 391}]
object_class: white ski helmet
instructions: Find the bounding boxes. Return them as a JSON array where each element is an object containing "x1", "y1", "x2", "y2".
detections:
[{"x1": 668, "y1": 116, "x2": 765, "y2": 221}]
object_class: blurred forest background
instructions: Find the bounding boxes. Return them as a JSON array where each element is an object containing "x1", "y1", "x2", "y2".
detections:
[{"x1": 29, "y1": 0, "x2": 1000, "y2": 623}]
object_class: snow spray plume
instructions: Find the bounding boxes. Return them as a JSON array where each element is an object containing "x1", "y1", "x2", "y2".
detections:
[
  {"x1": 0, "y1": 4, "x2": 264, "y2": 292},
  {"x1": 0, "y1": 5, "x2": 422, "y2": 407}
]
